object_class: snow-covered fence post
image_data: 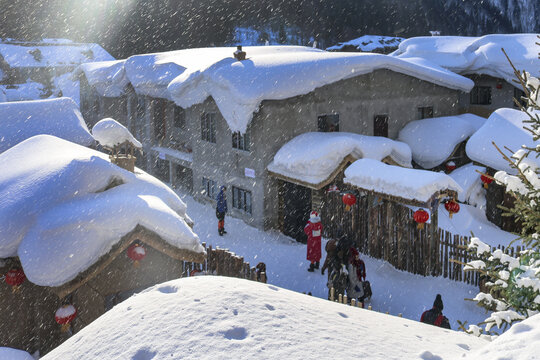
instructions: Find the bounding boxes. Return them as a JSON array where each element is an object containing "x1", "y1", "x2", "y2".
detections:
[
  {"x1": 343, "y1": 295, "x2": 348, "y2": 304},
  {"x1": 368, "y1": 305, "x2": 372, "y2": 310},
  {"x1": 338, "y1": 294, "x2": 343, "y2": 303},
  {"x1": 330, "y1": 287, "x2": 335, "y2": 302},
  {"x1": 351, "y1": 298, "x2": 356, "y2": 307}
]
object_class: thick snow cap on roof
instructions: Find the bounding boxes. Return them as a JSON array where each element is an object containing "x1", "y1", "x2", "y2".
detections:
[
  {"x1": 92, "y1": 118, "x2": 142, "y2": 148},
  {"x1": 392, "y1": 34, "x2": 540, "y2": 86},
  {"x1": 398, "y1": 114, "x2": 486, "y2": 169},
  {"x1": 0, "y1": 97, "x2": 94, "y2": 153},
  {"x1": 0, "y1": 41, "x2": 114, "y2": 68},
  {"x1": 466, "y1": 108, "x2": 540, "y2": 174},
  {"x1": 43, "y1": 276, "x2": 486, "y2": 360},
  {"x1": 79, "y1": 59, "x2": 128, "y2": 97},
  {"x1": 344, "y1": 159, "x2": 462, "y2": 202},
  {"x1": 163, "y1": 46, "x2": 472, "y2": 133},
  {"x1": 448, "y1": 163, "x2": 486, "y2": 208},
  {"x1": 0, "y1": 135, "x2": 203, "y2": 286},
  {"x1": 268, "y1": 132, "x2": 412, "y2": 186},
  {"x1": 326, "y1": 35, "x2": 404, "y2": 52}
]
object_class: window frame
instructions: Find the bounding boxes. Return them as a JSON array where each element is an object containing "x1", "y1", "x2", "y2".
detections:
[
  {"x1": 174, "y1": 105, "x2": 186, "y2": 129},
  {"x1": 470, "y1": 86, "x2": 492, "y2": 105},
  {"x1": 232, "y1": 130, "x2": 250, "y2": 151},
  {"x1": 202, "y1": 177, "x2": 216, "y2": 199},
  {"x1": 232, "y1": 186, "x2": 252, "y2": 214},
  {"x1": 417, "y1": 106, "x2": 434, "y2": 120},
  {"x1": 317, "y1": 113, "x2": 340, "y2": 132},
  {"x1": 201, "y1": 112, "x2": 217, "y2": 143},
  {"x1": 373, "y1": 114, "x2": 389, "y2": 137}
]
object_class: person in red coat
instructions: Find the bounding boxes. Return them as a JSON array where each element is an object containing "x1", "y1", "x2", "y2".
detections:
[{"x1": 304, "y1": 210, "x2": 323, "y2": 272}]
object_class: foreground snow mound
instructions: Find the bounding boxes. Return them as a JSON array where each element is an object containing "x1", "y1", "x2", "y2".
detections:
[
  {"x1": 43, "y1": 276, "x2": 486, "y2": 360},
  {"x1": 0, "y1": 135, "x2": 203, "y2": 286},
  {"x1": 268, "y1": 132, "x2": 411, "y2": 185},
  {"x1": 466, "y1": 108, "x2": 540, "y2": 174},
  {"x1": 398, "y1": 114, "x2": 485, "y2": 169},
  {"x1": 464, "y1": 314, "x2": 540, "y2": 360},
  {"x1": 0, "y1": 97, "x2": 94, "y2": 153},
  {"x1": 0, "y1": 347, "x2": 33, "y2": 360}
]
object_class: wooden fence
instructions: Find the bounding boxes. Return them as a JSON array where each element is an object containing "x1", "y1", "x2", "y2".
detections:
[{"x1": 181, "y1": 243, "x2": 267, "y2": 283}]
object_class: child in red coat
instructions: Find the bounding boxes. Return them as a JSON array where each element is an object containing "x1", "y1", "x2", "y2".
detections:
[{"x1": 304, "y1": 211, "x2": 323, "y2": 272}]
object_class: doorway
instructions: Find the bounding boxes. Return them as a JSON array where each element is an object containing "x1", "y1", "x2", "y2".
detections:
[{"x1": 280, "y1": 181, "x2": 312, "y2": 243}]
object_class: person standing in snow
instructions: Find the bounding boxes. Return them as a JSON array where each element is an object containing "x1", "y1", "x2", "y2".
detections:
[
  {"x1": 420, "y1": 294, "x2": 451, "y2": 329},
  {"x1": 323, "y1": 228, "x2": 350, "y2": 299},
  {"x1": 347, "y1": 247, "x2": 366, "y2": 303},
  {"x1": 304, "y1": 210, "x2": 323, "y2": 272},
  {"x1": 216, "y1": 186, "x2": 228, "y2": 236}
]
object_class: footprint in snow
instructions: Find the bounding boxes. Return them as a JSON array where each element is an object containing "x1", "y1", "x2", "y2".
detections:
[{"x1": 222, "y1": 327, "x2": 248, "y2": 340}]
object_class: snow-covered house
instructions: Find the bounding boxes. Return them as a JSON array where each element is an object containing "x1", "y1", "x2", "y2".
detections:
[
  {"x1": 392, "y1": 34, "x2": 539, "y2": 117},
  {"x1": 327, "y1": 35, "x2": 404, "y2": 54},
  {"x1": 0, "y1": 39, "x2": 114, "y2": 104},
  {"x1": 0, "y1": 97, "x2": 95, "y2": 153},
  {"x1": 79, "y1": 45, "x2": 474, "y2": 231},
  {"x1": 466, "y1": 108, "x2": 539, "y2": 232},
  {"x1": 0, "y1": 135, "x2": 204, "y2": 355}
]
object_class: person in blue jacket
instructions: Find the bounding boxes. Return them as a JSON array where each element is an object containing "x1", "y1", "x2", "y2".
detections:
[{"x1": 216, "y1": 186, "x2": 228, "y2": 236}]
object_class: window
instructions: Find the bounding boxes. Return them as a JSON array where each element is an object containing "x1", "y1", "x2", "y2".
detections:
[
  {"x1": 514, "y1": 88, "x2": 527, "y2": 108},
  {"x1": 174, "y1": 106, "x2": 186, "y2": 128},
  {"x1": 317, "y1": 114, "x2": 340, "y2": 132},
  {"x1": 201, "y1": 112, "x2": 216, "y2": 143},
  {"x1": 470, "y1": 86, "x2": 492, "y2": 105},
  {"x1": 232, "y1": 186, "x2": 252, "y2": 214},
  {"x1": 153, "y1": 100, "x2": 167, "y2": 142},
  {"x1": 374, "y1": 115, "x2": 388, "y2": 137},
  {"x1": 154, "y1": 158, "x2": 170, "y2": 183},
  {"x1": 202, "y1": 177, "x2": 216, "y2": 199},
  {"x1": 417, "y1": 106, "x2": 433, "y2": 119},
  {"x1": 232, "y1": 131, "x2": 250, "y2": 151}
]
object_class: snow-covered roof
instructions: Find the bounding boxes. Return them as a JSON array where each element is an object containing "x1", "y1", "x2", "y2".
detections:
[
  {"x1": 0, "y1": 135, "x2": 203, "y2": 286},
  {"x1": 42, "y1": 276, "x2": 486, "y2": 360},
  {"x1": 267, "y1": 132, "x2": 412, "y2": 187},
  {"x1": 326, "y1": 35, "x2": 404, "y2": 52},
  {"x1": 92, "y1": 118, "x2": 142, "y2": 148},
  {"x1": 0, "y1": 82, "x2": 46, "y2": 102},
  {"x1": 344, "y1": 159, "x2": 462, "y2": 203},
  {"x1": 0, "y1": 348, "x2": 33, "y2": 360},
  {"x1": 392, "y1": 34, "x2": 540, "y2": 87},
  {"x1": 0, "y1": 41, "x2": 114, "y2": 69},
  {"x1": 448, "y1": 163, "x2": 486, "y2": 207},
  {"x1": 165, "y1": 46, "x2": 473, "y2": 133},
  {"x1": 78, "y1": 59, "x2": 128, "y2": 97},
  {"x1": 0, "y1": 97, "x2": 94, "y2": 153},
  {"x1": 398, "y1": 114, "x2": 486, "y2": 169},
  {"x1": 466, "y1": 108, "x2": 540, "y2": 174}
]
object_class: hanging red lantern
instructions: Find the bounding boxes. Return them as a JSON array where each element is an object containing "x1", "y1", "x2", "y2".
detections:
[
  {"x1": 55, "y1": 304, "x2": 77, "y2": 332},
  {"x1": 444, "y1": 199, "x2": 460, "y2": 219},
  {"x1": 445, "y1": 161, "x2": 456, "y2": 173},
  {"x1": 480, "y1": 174, "x2": 493, "y2": 189},
  {"x1": 5, "y1": 268, "x2": 25, "y2": 293},
  {"x1": 342, "y1": 193, "x2": 357, "y2": 211},
  {"x1": 127, "y1": 243, "x2": 146, "y2": 267},
  {"x1": 496, "y1": 81, "x2": 503, "y2": 89},
  {"x1": 413, "y1": 209, "x2": 429, "y2": 230}
]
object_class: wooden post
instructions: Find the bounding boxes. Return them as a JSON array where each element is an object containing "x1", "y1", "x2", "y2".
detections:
[
  {"x1": 351, "y1": 299, "x2": 356, "y2": 307},
  {"x1": 368, "y1": 305, "x2": 372, "y2": 311},
  {"x1": 330, "y1": 287, "x2": 335, "y2": 302},
  {"x1": 430, "y1": 197, "x2": 439, "y2": 276},
  {"x1": 343, "y1": 295, "x2": 348, "y2": 304},
  {"x1": 398, "y1": 313, "x2": 402, "y2": 318},
  {"x1": 338, "y1": 294, "x2": 343, "y2": 304}
]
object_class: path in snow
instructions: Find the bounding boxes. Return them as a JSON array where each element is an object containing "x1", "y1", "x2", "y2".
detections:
[{"x1": 178, "y1": 192, "x2": 489, "y2": 330}]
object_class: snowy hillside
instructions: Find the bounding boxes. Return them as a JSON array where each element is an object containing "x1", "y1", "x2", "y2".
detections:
[{"x1": 43, "y1": 276, "x2": 487, "y2": 360}]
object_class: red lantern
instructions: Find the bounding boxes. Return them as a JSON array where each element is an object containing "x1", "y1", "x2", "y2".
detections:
[
  {"x1": 480, "y1": 174, "x2": 493, "y2": 189},
  {"x1": 55, "y1": 305, "x2": 77, "y2": 332},
  {"x1": 342, "y1": 193, "x2": 357, "y2": 211},
  {"x1": 445, "y1": 161, "x2": 456, "y2": 173},
  {"x1": 413, "y1": 209, "x2": 429, "y2": 230},
  {"x1": 5, "y1": 268, "x2": 25, "y2": 293},
  {"x1": 444, "y1": 200, "x2": 460, "y2": 219},
  {"x1": 496, "y1": 81, "x2": 503, "y2": 89},
  {"x1": 127, "y1": 243, "x2": 146, "y2": 267}
]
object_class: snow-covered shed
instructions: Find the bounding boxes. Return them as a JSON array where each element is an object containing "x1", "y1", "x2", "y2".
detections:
[
  {"x1": 0, "y1": 135, "x2": 204, "y2": 355},
  {"x1": 392, "y1": 34, "x2": 540, "y2": 116},
  {"x1": 398, "y1": 113, "x2": 486, "y2": 169},
  {"x1": 326, "y1": 35, "x2": 404, "y2": 54},
  {"x1": 0, "y1": 97, "x2": 95, "y2": 153}
]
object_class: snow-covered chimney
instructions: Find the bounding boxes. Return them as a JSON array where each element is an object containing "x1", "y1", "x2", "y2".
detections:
[
  {"x1": 234, "y1": 45, "x2": 246, "y2": 61},
  {"x1": 429, "y1": 30, "x2": 441, "y2": 36}
]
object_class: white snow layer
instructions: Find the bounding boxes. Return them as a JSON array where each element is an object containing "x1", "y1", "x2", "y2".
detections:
[
  {"x1": 398, "y1": 114, "x2": 486, "y2": 169},
  {"x1": 78, "y1": 60, "x2": 128, "y2": 97},
  {"x1": 448, "y1": 163, "x2": 486, "y2": 207},
  {"x1": 0, "y1": 348, "x2": 33, "y2": 360},
  {"x1": 0, "y1": 135, "x2": 203, "y2": 286},
  {"x1": 92, "y1": 118, "x2": 142, "y2": 148},
  {"x1": 392, "y1": 34, "x2": 540, "y2": 87},
  {"x1": 43, "y1": 276, "x2": 487, "y2": 360},
  {"x1": 344, "y1": 159, "x2": 462, "y2": 202},
  {"x1": 268, "y1": 132, "x2": 412, "y2": 185},
  {"x1": 326, "y1": 35, "x2": 404, "y2": 52},
  {"x1": 0, "y1": 97, "x2": 94, "y2": 153},
  {"x1": 466, "y1": 108, "x2": 540, "y2": 173},
  {"x1": 464, "y1": 313, "x2": 540, "y2": 360},
  {"x1": 0, "y1": 82, "x2": 45, "y2": 102}
]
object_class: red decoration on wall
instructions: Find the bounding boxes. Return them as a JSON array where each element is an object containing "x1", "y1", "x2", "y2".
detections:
[
  {"x1": 480, "y1": 174, "x2": 493, "y2": 189},
  {"x1": 5, "y1": 268, "x2": 25, "y2": 293},
  {"x1": 445, "y1": 161, "x2": 456, "y2": 173},
  {"x1": 496, "y1": 81, "x2": 503, "y2": 89},
  {"x1": 413, "y1": 209, "x2": 429, "y2": 230},
  {"x1": 55, "y1": 304, "x2": 77, "y2": 332},
  {"x1": 127, "y1": 243, "x2": 146, "y2": 267},
  {"x1": 342, "y1": 193, "x2": 357, "y2": 211},
  {"x1": 444, "y1": 200, "x2": 460, "y2": 219}
]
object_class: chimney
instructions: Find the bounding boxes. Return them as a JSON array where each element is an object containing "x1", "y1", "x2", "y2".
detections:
[
  {"x1": 429, "y1": 30, "x2": 441, "y2": 36},
  {"x1": 234, "y1": 45, "x2": 246, "y2": 61}
]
